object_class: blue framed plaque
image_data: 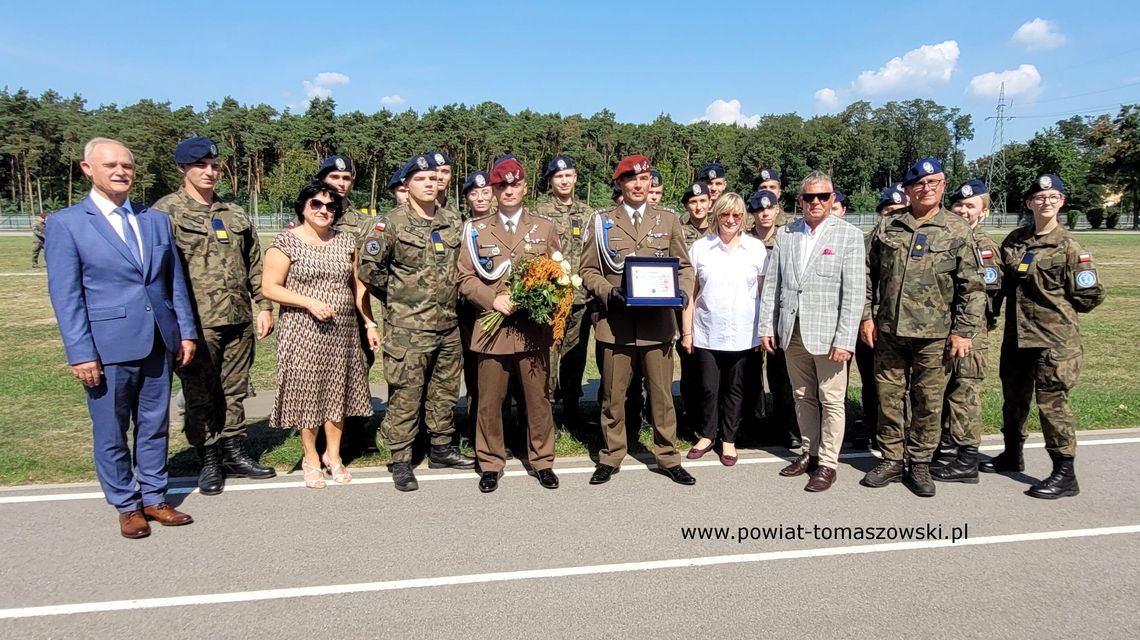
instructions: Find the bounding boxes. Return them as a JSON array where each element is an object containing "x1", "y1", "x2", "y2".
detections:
[{"x1": 623, "y1": 256, "x2": 683, "y2": 307}]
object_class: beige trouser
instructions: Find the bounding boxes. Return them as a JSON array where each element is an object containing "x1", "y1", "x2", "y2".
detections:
[{"x1": 784, "y1": 322, "x2": 848, "y2": 468}]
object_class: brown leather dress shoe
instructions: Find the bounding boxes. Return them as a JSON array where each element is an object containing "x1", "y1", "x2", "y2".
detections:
[
  {"x1": 805, "y1": 466, "x2": 837, "y2": 492},
  {"x1": 119, "y1": 510, "x2": 151, "y2": 539},
  {"x1": 143, "y1": 503, "x2": 194, "y2": 526},
  {"x1": 779, "y1": 453, "x2": 819, "y2": 477}
]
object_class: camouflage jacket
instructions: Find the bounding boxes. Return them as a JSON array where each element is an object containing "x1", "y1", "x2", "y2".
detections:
[
  {"x1": 32, "y1": 217, "x2": 46, "y2": 240},
  {"x1": 357, "y1": 202, "x2": 462, "y2": 331},
  {"x1": 972, "y1": 227, "x2": 1003, "y2": 349},
  {"x1": 534, "y1": 195, "x2": 592, "y2": 305},
  {"x1": 746, "y1": 221, "x2": 784, "y2": 251},
  {"x1": 864, "y1": 207, "x2": 985, "y2": 339},
  {"x1": 333, "y1": 203, "x2": 369, "y2": 246},
  {"x1": 998, "y1": 224, "x2": 1106, "y2": 352},
  {"x1": 153, "y1": 189, "x2": 270, "y2": 329},
  {"x1": 680, "y1": 217, "x2": 712, "y2": 247}
]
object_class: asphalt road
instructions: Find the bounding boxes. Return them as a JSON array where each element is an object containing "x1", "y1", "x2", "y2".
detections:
[{"x1": 1, "y1": 429, "x2": 1138, "y2": 639}]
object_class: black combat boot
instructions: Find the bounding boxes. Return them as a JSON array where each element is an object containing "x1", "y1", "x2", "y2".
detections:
[
  {"x1": 934, "y1": 431, "x2": 958, "y2": 464},
  {"x1": 860, "y1": 459, "x2": 905, "y2": 488},
  {"x1": 904, "y1": 462, "x2": 936, "y2": 497},
  {"x1": 428, "y1": 444, "x2": 476, "y2": 469},
  {"x1": 197, "y1": 446, "x2": 224, "y2": 496},
  {"x1": 220, "y1": 437, "x2": 277, "y2": 479},
  {"x1": 980, "y1": 437, "x2": 1024, "y2": 473},
  {"x1": 931, "y1": 446, "x2": 979, "y2": 483},
  {"x1": 1027, "y1": 451, "x2": 1079, "y2": 499},
  {"x1": 390, "y1": 462, "x2": 419, "y2": 492}
]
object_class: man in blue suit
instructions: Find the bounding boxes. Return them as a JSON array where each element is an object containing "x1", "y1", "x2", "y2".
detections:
[{"x1": 46, "y1": 138, "x2": 199, "y2": 539}]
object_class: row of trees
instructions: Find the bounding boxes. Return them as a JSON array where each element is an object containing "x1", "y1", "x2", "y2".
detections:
[{"x1": 1, "y1": 87, "x2": 1136, "y2": 225}]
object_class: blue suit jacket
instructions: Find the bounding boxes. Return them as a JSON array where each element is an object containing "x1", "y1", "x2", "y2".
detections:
[{"x1": 46, "y1": 196, "x2": 199, "y2": 366}]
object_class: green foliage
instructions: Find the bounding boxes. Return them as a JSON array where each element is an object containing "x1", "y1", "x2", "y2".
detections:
[
  {"x1": 1087, "y1": 208, "x2": 1105, "y2": 229},
  {"x1": 1066, "y1": 209, "x2": 1081, "y2": 229}
]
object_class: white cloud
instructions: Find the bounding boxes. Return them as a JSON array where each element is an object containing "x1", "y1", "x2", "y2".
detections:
[
  {"x1": 814, "y1": 88, "x2": 841, "y2": 111},
  {"x1": 692, "y1": 99, "x2": 760, "y2": 127},
  {"x1": 380, "y1": 94, "x2": 406, "y2": 106},
  {"x1": 1012, "y1": 18, "x2": 1067, "y2": 52},
  {"x1": 967, "y1": 64, "x2": 1043, "y2": 102},
  {"x1": 852, "y1": 40, "x2": 960, "y2": 95},
  {"x1": 301, "y1": 72, "x2": 350, "y2": 100}
]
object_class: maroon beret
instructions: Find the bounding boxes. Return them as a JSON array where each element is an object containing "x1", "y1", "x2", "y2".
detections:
[
  {"x1": 612, "y1": 154, "x2": 651, "y2": 182},
  {"x1": 490, "y1": 158, "x2": 525, "y2": 186}
]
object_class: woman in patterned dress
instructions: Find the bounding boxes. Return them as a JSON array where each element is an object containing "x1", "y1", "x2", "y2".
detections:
[{"x1": 262, "y1": 180, "x2": 378, "y2": 488}]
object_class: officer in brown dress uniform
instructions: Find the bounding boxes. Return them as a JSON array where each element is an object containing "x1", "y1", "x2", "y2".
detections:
[
  {"x1": 581, "y1": 155, "x2": 697, "y2": 486},
  {"x1": 457, "y1": 158, "x2": 562, "y2": 493}
]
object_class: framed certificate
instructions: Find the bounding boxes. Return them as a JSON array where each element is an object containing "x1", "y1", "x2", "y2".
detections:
[{"x1": 624, "y1": 256, "x2": 683, "y2": 307}]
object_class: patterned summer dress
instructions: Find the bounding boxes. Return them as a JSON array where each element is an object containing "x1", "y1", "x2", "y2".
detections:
[{"x1": 269, "y1": 229, "x2": 372, "y2": 430}]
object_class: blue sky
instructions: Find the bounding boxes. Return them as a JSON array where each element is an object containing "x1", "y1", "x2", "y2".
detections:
[{"x1": 3, "y1": 0, "x2": 1138, "y2": 161}]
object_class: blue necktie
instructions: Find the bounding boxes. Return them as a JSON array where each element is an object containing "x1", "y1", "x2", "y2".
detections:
[{"x1": 113, "y1": 207, "x2": 142, "y2": 266}]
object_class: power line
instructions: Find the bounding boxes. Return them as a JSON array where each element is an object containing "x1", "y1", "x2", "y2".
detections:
[
  {"x1": 1035, "y1": 80, "x2": 1140, "y2": 104},
  {"x1": 1011, "y1": 102, "x2": 1135, "y2": 120}
]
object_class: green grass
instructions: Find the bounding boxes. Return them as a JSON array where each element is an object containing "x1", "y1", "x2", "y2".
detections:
[{"x1": 2, "y1": 230, "x2": 1137, "y2": 485}]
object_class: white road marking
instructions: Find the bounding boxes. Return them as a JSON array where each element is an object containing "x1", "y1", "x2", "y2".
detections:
[
  {"x1": 2, "y1": 436, "x2": 1138, "y2": 505},
  {"x1": 0, "y1": 524, "x2": 1136, "y2": 620}
]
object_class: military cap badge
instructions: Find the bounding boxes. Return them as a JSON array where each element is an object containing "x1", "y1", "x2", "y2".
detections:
[
  {"x1": 633, "y1": 162, "x2": 643, "y2": 173},
  {"x1": 434, "y1": 153, "x2": 445, "y2": 165},
  {"x1": 416, "y1": 156, "x2": 429, "y2": 170},
  {"x1": 708, "y1": 169, "x2": 718, "y2": 179},
  {"x1": 761, "y1": 196, "x2": 771, "y2": 208},
  {"x1": 1039, "y1": 175, "x2": 1053, "y2": 189},
  {"x1": 556, "y1": 158, "x2": 567, "y2": 170},
  {"x1": 961, "y1": 184, "x2": 973, "y2": 197},
  {"x1": 475, "y1": 174, "x2": 486, "y2": 187},
  {"x1": 694, "y1": 184, "x2": 703, "y2": 194},
  {"x1": 891, "y1": 191, "x2": 903, "y2": 204},
  {"x1": 761, "y1": 170, "x2": 770, "y2": 181},
  {"x1": 922, "y1": 161, "x2": 934, "y2": 174},
  {"x1": 335, "y1": 157, "x2": 347, "y2": 171},
  {"x1": 505, "y1": 172, "x2": 516, "y2": 184},
  {"x1": 209, "y1": 143, "x2": 219, "y2": 156}
]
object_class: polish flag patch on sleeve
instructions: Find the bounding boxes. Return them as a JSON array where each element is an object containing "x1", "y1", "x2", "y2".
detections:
[
  {"x1": 1078, "y1": 252, "x2": 1091, "y2": 262},
  {"x1": 979, "y1": 249, "x2": 994, "y2": 259},
  {"x1": 375, "y1": 221, "x2": 386, "y2": 232}
]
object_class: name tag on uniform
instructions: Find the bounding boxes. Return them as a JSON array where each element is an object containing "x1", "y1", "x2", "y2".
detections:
[
  {"x1": 211, "y1": 218, "x2": 230, "y2": 243},
  {"x1": 910, "y1": 233, "x2": 927, "y2": 258},
  {"x1": 430, "y1": 230, "x2": 445, "y2": 256},
  {"x1": 1017, "y1": 251, "x2": 1034, "y2": 274},
  {"x1": 571, "y1": 218, "x2": 581, "y2": 237}
]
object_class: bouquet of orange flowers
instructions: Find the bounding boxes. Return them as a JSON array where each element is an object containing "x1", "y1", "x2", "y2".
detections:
[{"x1": 480, "y1": 251, "x2": 582, "y2": 346}]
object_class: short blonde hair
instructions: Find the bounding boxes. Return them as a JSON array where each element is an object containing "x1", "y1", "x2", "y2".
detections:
[
  {"x1": 711, "y1": 192, "x2": 747, "y2": 237},
  {"x1": 979, "y1": 192, "x2": 992, "y2": 219}
]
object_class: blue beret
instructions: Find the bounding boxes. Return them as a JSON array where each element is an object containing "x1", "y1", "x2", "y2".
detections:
[
  {"x1": 386, "y1": 168, "x2": 404, "y2": 190},
  {"x1": 833, "y1": 189, "x2": 846, "y2": 204},
  {"x1": 424, "y1": 150, "x2": 451, "y2": 167},
  {"x1": 611, "y1": 184, "x2": 623, "y2": 201},
  {"x1": 462, "y1": 171, "x2": 490, "y2": 195},
  {"x1": 493, "y1": 153, "x2": 519, "y2": 167},
  {"x1": 902, "y1": 157, "x2": 943, "y2": 185},
  {"x1": 877, "y1": 183, "x2": 908, "y2": 211},
  {"x1": 948, "y1": 179, "x2": 988, "y2": 204},
  {"x1": 681, "y1": 182, "x2": 710, "y2": 203},
  {"x1": 398, "y1": 153, "x2": 438, "y2": 183},
  {"x1": 317, "y1": 155, "x2": 353, "y2": 178},
  {"x1": 747, "y1": 190, "x2": 779, "y2": 212},
  {"x1": 698, "y1": 160, "x2": 727, "y2": 182},
  {"x1": 752, "y1": 168, "x2": 781, "y2": 189},
  {"x1": 173, "y1": 136, "x2": 218, "y2": 164},
  {"x1": 1025, "y1": 174, "x2": 1066, "y2": 198},
  {"x1": 650, "y1": 169, "x2": 663, "y2": 187},
  {"x1": 544, "y1": 155, "x2": 574, "y2": 178}
]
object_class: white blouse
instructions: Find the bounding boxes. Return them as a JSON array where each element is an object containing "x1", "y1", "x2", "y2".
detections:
[{"x1": 689, "y1": 233, "x2": 768, "y2": 351}]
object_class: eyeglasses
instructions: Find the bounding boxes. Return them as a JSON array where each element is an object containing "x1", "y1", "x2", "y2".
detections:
[
  {"x1": 1031, "y1": 194, "x2": 1063, "y2": 204},
  {"x1": 308, "y1": 198, "x2": 341, "y2": 213},
  {"x1": 801, "y1": 193, "x2": 833, "y2": 203},
  {"x1": 910, "y1": 179, "x2": 944, "y2": 191},
  {"x1": 717, "y1": 212, "x2": 744, "y2": 220}
]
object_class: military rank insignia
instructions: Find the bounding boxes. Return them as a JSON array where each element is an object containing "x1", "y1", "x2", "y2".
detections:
[
  {"x1": 910, "y1": 233, "x2": 927, "y2": 258},
  {"x1": 572, "y1": 218, "x2": 581, "y2": 237},
  {"x1": 1075, "y1": 270, "x2": 1098, "y2": 289},
  {"x1": 431, "y1": 230, "x2": 445, "y2": 256},
  {"x1": 211, "y1": 218, "x2": 230, "y2": 243},
  {"x1": 1017, "y1": 251, "x2": 1034, "y2": 274}
]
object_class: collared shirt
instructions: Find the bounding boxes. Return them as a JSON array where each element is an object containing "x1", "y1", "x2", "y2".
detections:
[
  {"x1": 623, "y1": 202, "x2": 647, "y2": 226},
  {"x1": 90, "y1": 189, "x2": 144, "y2": 261},
  {"x1": 798, "y1": 219, "x2": 825, "y2": 277},
  {"x1": 689, "y1": 233, "x2": 768, "y2": 351},
  {"x1": 499, "y1": 209, "x2": 522, "y2": 233}
]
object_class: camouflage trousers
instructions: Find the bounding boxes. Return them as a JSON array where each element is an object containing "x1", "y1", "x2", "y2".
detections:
[
  {"x1": 942, "y1": 348, "x2": 988, "y2": 447},
  {"x1": 1000, "y1": 344, "x2": 1081, "y2": 457},
  {"x1": 31, "y1": 237, "x2": 44, "y2": 265},
  {"x1": 177, "y1": 322, "x2": 255, "y2": 447},
  {"x1": 380, "y1": 325, "x2": 462, "y2": 463},
  {"x1": 875, "y1": 333, "x2": 951, "y2": 463},
  {"x1": 549, "y1": 304, "x2": 590, "y2": 402}
]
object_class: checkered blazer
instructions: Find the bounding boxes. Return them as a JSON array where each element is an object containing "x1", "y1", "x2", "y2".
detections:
[{"x1": 759, "y1": 215, "x2": 866, "y2": 355}]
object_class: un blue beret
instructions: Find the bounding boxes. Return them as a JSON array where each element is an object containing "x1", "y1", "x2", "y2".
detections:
[
  {"x1": 948, "y1": 179, "x2": 988, "y2": 204},
  {"x1": 317, "y1": 155, "x2": 353, "y2": 179},
  {"x1": 650, "y1": 169, "x2": 663, "y2": 187},
  {"x1": 752, "y1": 168, "x2": 781, "y2": 190},
  {"x1": 747, "y1": 190, "x2": 779, "y2": 212},
  {"x1": 1025, "y1": 174, "x2": 1066, "y2": 198},
  {"x1": 834, "y1": 189, "x2": 846, "y2": 204},
  {"x1": 902, "y1": 157, "x2": 943, "y2": 185},
  {"x1": 544, "y1": 155, "x2": 574, "y2": 178},
  {"x1": 397, "y1": 153, "x2": 438, "y2": 183},
  {"x1": 682, "y1": 182, "x2": 710, "y2": 203},
  {"x1": 698, "y1": 160, "x2": 727, "y2": 182},
  {"x1": 493, "y1": 153, "x2": 519, "y2": 167},
  {"x1": 386, "y1": 168, "x2": 404, "y2": 190},
  {"x1": 876, "y1": 183, "x2": 908, "y2": 212},
  {"x1": 462, "y1": 171, "x2": 490, "y2": 195},
  {"x1": 173, "y1": 136, "x2": 218, "y2": 164},
  {"x1": 424, "y1": 150, "x2": 451, "y2": 166}
]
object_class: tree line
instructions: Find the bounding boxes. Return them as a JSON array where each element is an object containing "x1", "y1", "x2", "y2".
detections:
[{"x1": 1, "y1": 87, "x2": 1136, "y2": 226}]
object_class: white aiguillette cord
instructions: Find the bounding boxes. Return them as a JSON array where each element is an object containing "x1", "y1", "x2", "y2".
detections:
[
  {"x1": 464, "y1": 220, "x2": 511, "y2": 281},
  {"x1": 592, "y1": 212, "x2": 626, "y2": 274}
]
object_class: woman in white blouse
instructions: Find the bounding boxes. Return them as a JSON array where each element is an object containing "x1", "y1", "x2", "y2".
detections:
[{"x1": 681, "y1": 193, "x2": 768, "y2": 465}]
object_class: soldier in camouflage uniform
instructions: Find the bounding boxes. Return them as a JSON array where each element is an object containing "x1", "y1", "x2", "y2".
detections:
[
  {"x1": 981, "y1": 174, "x2": 1106, "y2": 499},
  {"x1": 358, "y1": 153, "x2": 475, "y2": 492},
  {"x1": 674, "y1": 182, "x2": 713, "y2": 436},
  {"x1": 154, "y1": 137, "x2": 277, "y2": 495},
  {"x1": 860, "y1": 158, "x2": 985, "y2": 497},
  {"x1": 744, "y1": 184, "x2": 799, "y2": 447},
  {"x1": 457, "y1": 170, "x2": 494, "y2": 434},
  {"x1": 426, "y1": 150, "x2": 453, "y2": 209},
  {"x1": 698, "y1": 160, "x2": 728, "y2": 204},
  {"x1": 535, "y1": 155, "x2": 594, "y2": 429},
  {"x1": 931, "y1": 180, "x2": 1002, "y2": 482},
  {"x1": 752, "y1": 168, "x2": 793, "y2": 228},
  {"x1": 647, "y1": 169, "x2": 665, "y2": 207},
  {"x1": 31, "y1": 211, "x2": 46, "y2": 268}
]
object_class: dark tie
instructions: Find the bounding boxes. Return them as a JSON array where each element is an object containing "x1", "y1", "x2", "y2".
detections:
[
  {"x1": 633, "y1": 210, "x2": 642, "y2": 228},
  {"x1": 505, "y1": 219, "x2": 515, "y2": 236},
  {"x1": 113, "y1": 207, "x2": 142, "y2": 266}
]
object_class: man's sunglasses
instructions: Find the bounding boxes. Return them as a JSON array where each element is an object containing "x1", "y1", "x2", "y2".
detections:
[{"x1": 801, "y1": 193, "x2": 833, "y2": 203}]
